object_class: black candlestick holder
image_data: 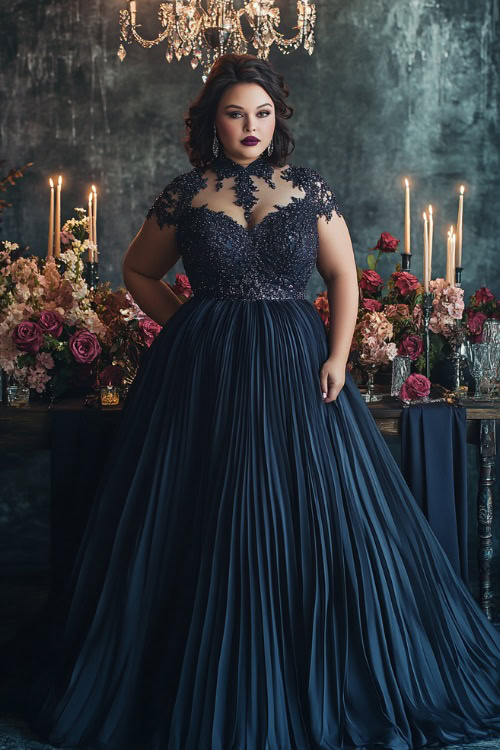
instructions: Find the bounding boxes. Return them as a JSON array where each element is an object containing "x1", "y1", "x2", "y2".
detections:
[
  {"x1": 422, "y1": 291, "x2": 434, "y2": 379},
  {"x1": 454, "y1": 265, "x2": 463, "y2": 287},
  {"x1": 51, "y1": 255, "x2": 67, "y2": 275},
  {"x1": 85, "y1": 260, "x2": 99, "y2": 290},
  {"x1": 401, "y1": 252, "x2": 412, "y2": 271}
]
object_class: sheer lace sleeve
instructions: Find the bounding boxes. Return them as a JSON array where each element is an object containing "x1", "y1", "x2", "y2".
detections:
[
  {"x1": 309, "y1": 170, "x2": 343, "y2": 221},
  {"x1": 146, "y1": 174, "x2": 189, "y2": 230}
]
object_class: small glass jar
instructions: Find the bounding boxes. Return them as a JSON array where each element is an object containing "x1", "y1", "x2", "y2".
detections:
[
  {"x1": 7, "y1": 378, "x2": 30, "y2": 408},
  {"x1": 100, "y1": 384, "x2": 120, "y2": 406}
]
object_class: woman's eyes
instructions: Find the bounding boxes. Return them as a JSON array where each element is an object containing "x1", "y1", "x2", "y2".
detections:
[{"x1": 227, "y1": 111, "x2": 272, "y2": 118}]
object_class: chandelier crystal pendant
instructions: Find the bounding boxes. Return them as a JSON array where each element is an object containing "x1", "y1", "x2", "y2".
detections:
[{"x1": 117, "y1": 1, "x2": 316, "y2": 80}]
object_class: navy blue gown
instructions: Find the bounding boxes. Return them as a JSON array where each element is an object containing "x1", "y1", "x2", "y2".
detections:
[{"x1": 31, "y1": 152, "x2": 500, "y2": 749}]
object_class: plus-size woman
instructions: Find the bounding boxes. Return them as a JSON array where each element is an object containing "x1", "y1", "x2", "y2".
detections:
[{"x1": 30, "y1": 53, "x2": 500, "y2": 750}]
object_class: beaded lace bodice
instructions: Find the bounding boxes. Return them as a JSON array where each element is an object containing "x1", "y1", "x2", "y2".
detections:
[{"x1": 146, "y1": 152, "x2": 342, "y2": 300}]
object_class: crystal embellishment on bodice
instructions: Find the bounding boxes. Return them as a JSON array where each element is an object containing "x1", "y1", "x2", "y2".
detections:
[{"x1": 146, "y1": 152, "x2": 342, "y2": 301}]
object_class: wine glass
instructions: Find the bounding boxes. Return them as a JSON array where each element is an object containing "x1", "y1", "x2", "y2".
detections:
[
  {"x1": 360, "y1": 360, "x2": 383, "y2": 402},
  {"x1": 463, "y1": 341, "x2": 494, "y2": 400}
]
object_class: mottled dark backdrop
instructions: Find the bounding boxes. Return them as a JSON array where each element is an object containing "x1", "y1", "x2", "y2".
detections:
[
  {"x1": 1, "y1": 0, "x2": 499, "y2": 297},
  {"x1": 0, "y1": 0, "x2": 499, "y2": 630}
]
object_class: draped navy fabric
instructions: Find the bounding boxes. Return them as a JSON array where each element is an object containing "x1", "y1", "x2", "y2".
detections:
[
  {"x1": 28, "y1": 155, "x2": 500, "y2": 749},
  {"x1": 401, "y1": 403, "x2": 469, "y2": 585},
  {"x1": 49, "y1": 409, "x2": 121, "y2": 596}
]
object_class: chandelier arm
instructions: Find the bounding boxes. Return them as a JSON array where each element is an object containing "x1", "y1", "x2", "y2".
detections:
[
  {"x1": 129, "y1": 26, "x2": 172, "y2": 47},
  {"x1": 120, "y1": 5, "x2": 174, "y2": 48}
]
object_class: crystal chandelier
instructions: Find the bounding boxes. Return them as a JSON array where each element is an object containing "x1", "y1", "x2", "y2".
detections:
[{"x1": 117, "y1": 1, "x2": 316, "y2": 80}]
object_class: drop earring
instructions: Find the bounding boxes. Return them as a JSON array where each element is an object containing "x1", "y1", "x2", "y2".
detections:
[
  {"x1": 212, "y1": 125, "x2": 219, "y2": 157},
  {"x1": 267, "y1": 139, "x2": 274, "y2": 156}
]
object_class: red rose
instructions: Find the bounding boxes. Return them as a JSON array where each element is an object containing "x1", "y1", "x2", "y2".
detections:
[
  {"x1": 99, "y1": 364, "x2": 125, "y2": 386},
  {"x1": 467, "y1": 310, "x2": 487, "y2": 337},
  {"x1": 12, "y1": 321, "x2": 44, "y2": 354},
  {"x1": 38, "y1": 309, "x2": 64, "y2": 338},
  {"x1": 393, "y1": 271, "x2": 420, "y2": 296},
  {"x1": 371, "y1": 232, "x2": 400, "y2": 253},
  {"x1": 359, "y1": 269, "x2": 384, "y2": 293},
  {"x1": 397, "y1": 334, "x2": 423, "y2": 361},
  {"x1": 69, "y1": 330, "x2": 102, "y2": 364},
  {"x1": 361, "y1": 298, "x2": 383, "y2": 312},
  {"x1": 139, "y1": 318, "x2": 162, "y2": 347},
  {"x1": 400, "y1": 373, "x2": 431, "y2": 400},
  {"x1": 474, "y1": 287, "x2": 495, "y2": 305},
  {"x1": 171, "y1": 273, "x2": 192, "y2": 298}
]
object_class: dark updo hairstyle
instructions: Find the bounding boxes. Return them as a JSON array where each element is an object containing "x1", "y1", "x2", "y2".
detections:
[{"x1": 184, "y1": 53, "x2": 294, "y2": 168}]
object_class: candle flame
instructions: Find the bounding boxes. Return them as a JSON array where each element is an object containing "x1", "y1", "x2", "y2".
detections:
[
  {"x1": 404, "y1": 178, "x2": 409, "y2": 188},
  {"x1": 423, "y1": 211, "x2": 427, "y2": 221},
  {"x1": 57, "y1": 175, "x2": 62, "y2": 186},
  {"x1": 49, "y1": 177, "x2": 54, "y2": 188},
  {"x1": 428, "y1": 204, "x2": 433, "y2": 215},
  {"x1": 92, "y1": 184, "x2": 97, "y2": 194},
  {"x1": 460, "y1": 185, "x2": 464, "y2": 195}
]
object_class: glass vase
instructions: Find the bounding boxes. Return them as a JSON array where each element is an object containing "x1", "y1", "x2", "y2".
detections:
[{"x1": 391, "y1": 355, "x2": 411, "y2": 397}]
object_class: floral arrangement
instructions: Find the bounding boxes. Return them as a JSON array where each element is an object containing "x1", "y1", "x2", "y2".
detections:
[
  {"x1": 313, "y1": 230, "x2": 500, "y2": 385},
  {"x1": 351, "y1": 309, "x2": 397, "y2": 367},
  {"x1": 0, "y1": 217, "x2": 192, "y2": 398},
  {"x1": 464, "y1": 286, "x2": 500, "y2": 342}
]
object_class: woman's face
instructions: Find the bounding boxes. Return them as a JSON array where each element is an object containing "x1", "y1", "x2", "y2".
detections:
[{"x1": 214, "y1": 82, "x2": 275, "y2": 166}]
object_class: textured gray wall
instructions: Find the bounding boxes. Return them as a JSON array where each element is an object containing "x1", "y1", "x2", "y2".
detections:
[
  {"x1": 0, "y1": 1, "x2": 499, "y2": 614},
  {"x1": 1, "y1": 0, "x2": 499, "y2": 299}
]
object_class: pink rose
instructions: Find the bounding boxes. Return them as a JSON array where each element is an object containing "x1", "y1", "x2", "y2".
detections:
[
  {"x1": 371, "y1": 232, "x2": 400, "y2": 253},
  {"x1": 69, "y1": 330, "x2": 102, "y2": 364},
  {"x1": 474, "y1": 287, "x2": 495, "y2": 305},
  {"x1": 467, "y1": 310, "x2": 487, "y2": 338},
  {"x1": 37, "y1": 309, "x2": 64, "y2": 338},
  {"x1": 12, "y1": 321, "x2": 44, "y2": 354},
  {"x1": 359, "y1": 269, "x2": 384, "y2": 294},
  {"x1": 139, "y1": 318, "x2": 162, "y2": 347},
  {"x1": 400, "y1": 373, "x2": 431, "y2": 401},
  {"x1": 393, "y1": 271, "x2": 420, "y2": 296},
  {"x1": 99, "y1": 364, "x2": 125, "y2": 386},
  {"x1": 171, "y1": 273, "x2": 192, "y2": 298},
  {"x1": 397, "y1": 334, "x2": 423, "y2": 361},
  {"x1": 362, "y1": 298, "x2": 383, "y2": 312}
]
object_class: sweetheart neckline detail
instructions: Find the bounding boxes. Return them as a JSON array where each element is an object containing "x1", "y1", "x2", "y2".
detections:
[{"x1": 188, "y1": 197, "x2": 309, "y2": 233}]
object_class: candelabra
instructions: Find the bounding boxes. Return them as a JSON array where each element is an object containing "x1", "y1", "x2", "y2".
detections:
[
  {"x1": 400, "y1": 252, "x2": 411, "y2": 271},
  {"x1": 422, "y1": 291, "x2": 433, "y2": 380},
  {"x1": 85, "y1": 245, "x2": 99, "y2": 290},
  {"x1": 118, "y1": 0, "x2": 316, "y2": 79},
  {"x1": 85, "y1": 260, "x2": 100, "y2": 290}
]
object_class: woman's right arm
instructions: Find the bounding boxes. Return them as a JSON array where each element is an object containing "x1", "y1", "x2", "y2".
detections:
[{"x1": 122, "y1": 216, "x2": 183, "y2": 327}]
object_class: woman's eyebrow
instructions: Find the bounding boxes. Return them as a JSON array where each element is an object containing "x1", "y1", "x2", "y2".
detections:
[{"x1": 224, "y1": 102, "x2": 273, "y2": 109}]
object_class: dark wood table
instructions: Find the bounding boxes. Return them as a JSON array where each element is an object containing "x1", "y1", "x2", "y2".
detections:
[{"x1": 0, "y1": 393, "x2": 498, "y2": 619}]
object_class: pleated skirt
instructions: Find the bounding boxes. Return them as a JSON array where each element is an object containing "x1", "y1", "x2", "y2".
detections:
[{"x1": 30, "y1": 295, "x2": 500, "y2": 750}]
